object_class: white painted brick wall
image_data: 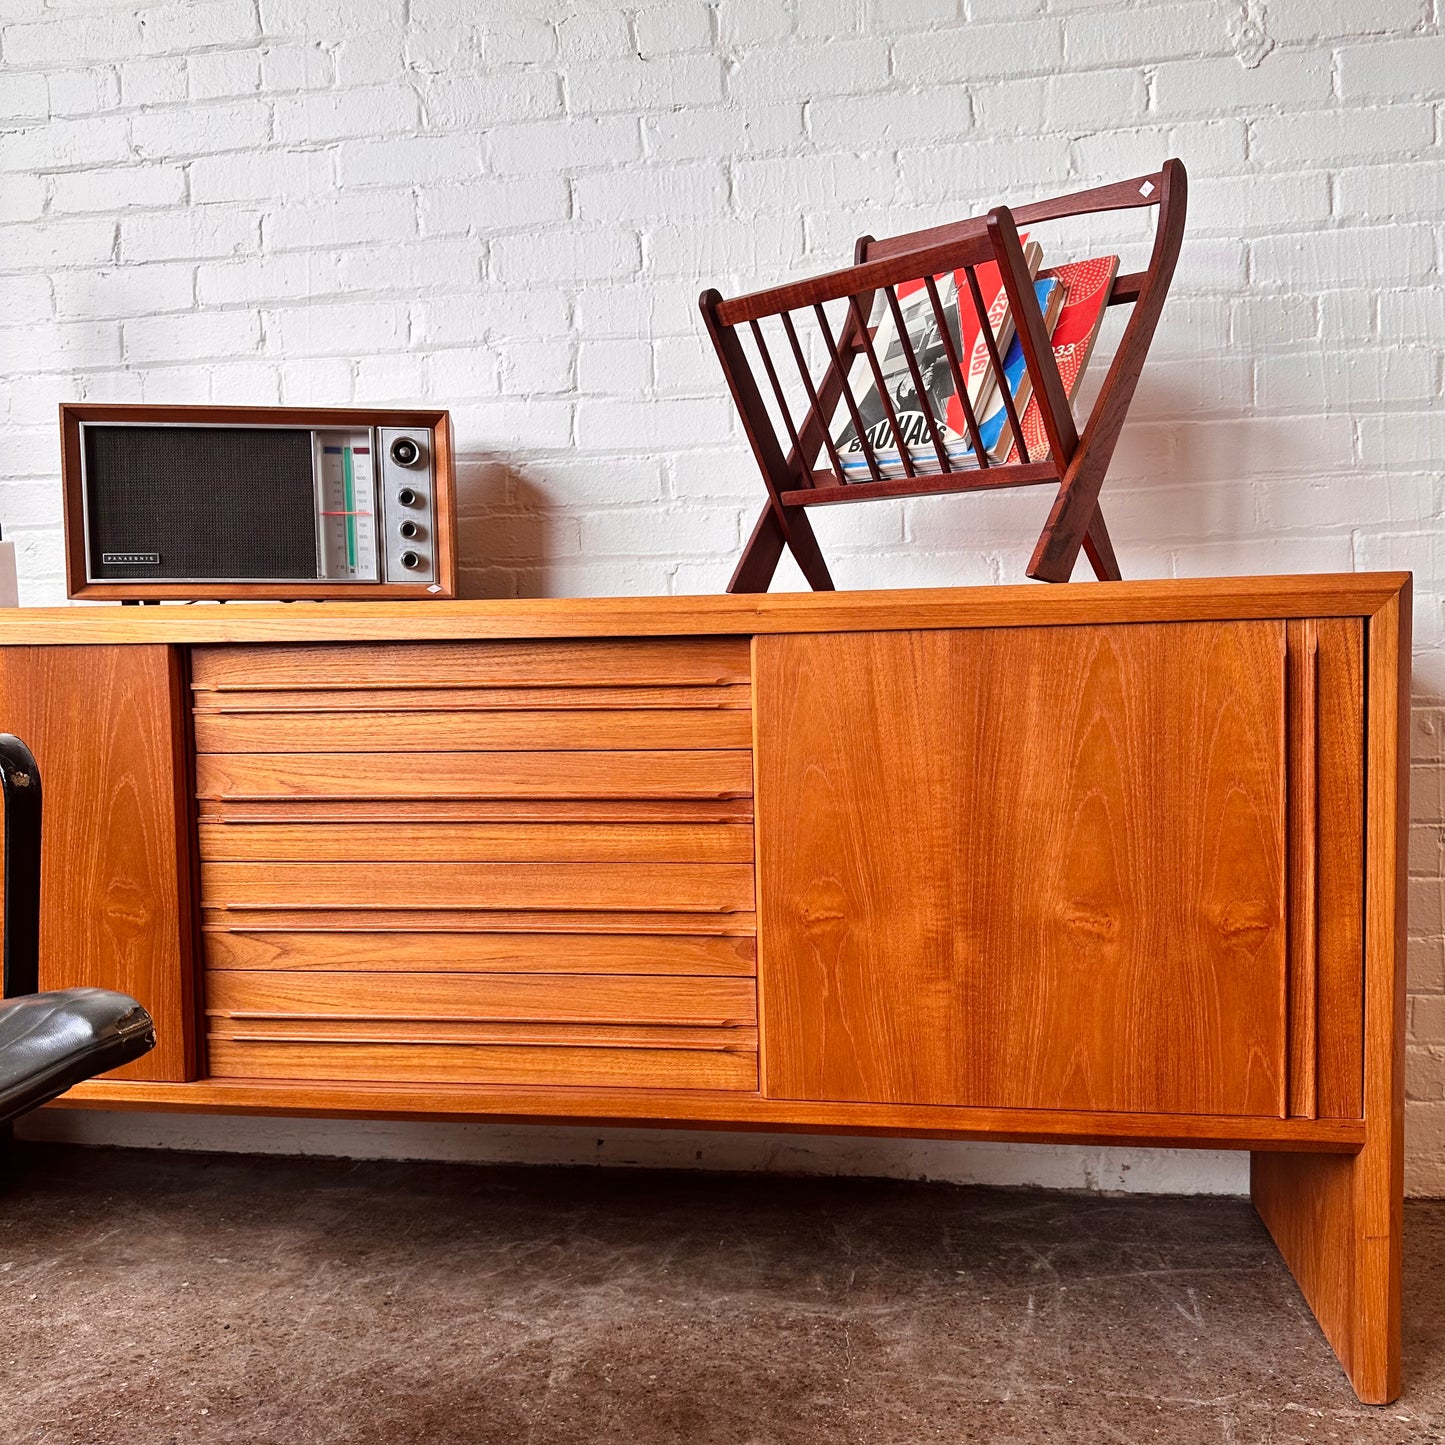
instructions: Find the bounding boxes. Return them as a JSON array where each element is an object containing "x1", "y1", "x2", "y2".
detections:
[{"x1": 3, "y1": 0, "x2": 1444, "y2": 1195}]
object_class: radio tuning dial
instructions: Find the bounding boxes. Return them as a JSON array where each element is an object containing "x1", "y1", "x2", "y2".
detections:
[
  {"x1": 396, "y1": 486, "x2": 419, "y2": 507},
  {"x1": 400, "y1": 550, "x2": 422, "y2": 570},
  {"x1": 389, "y1": 436, "x2": 423, "y2": 468}
]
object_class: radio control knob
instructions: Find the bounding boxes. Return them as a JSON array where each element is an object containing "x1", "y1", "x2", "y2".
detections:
[
  {"x1": 400, "y1": 550, "x2": 422, "y2": 570},
  {"x1": 398, "y1": 520, "x2": 419, "y2": 540},
  {"x1": 389, "y1": 436, "x2": 423, "y2": 468},
  {"x1": 396, "y1": 487, "x2": 419, "y2": 507}
]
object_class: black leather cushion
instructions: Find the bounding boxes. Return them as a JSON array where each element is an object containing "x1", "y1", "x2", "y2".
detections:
[{"x1": 0, "y1": 988, "x2": 155, "y2": 1125}]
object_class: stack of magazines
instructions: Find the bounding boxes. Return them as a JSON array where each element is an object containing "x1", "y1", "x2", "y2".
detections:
[{"x1": 830, "y1": 241, "x2": 1120, "y2": 479}]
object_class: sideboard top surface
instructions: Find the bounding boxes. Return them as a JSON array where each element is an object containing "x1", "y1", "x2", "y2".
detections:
[{"x1": 0, "y1": 572, "x2": 1410, "y2": 647}]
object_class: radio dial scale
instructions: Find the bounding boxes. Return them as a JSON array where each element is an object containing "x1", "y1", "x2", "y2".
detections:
[
  {"x1": 310, "y1": 428, "x2": 437, "y2": 584},
  {"x1": 314, "y1": 430, "x2": 379, "y2": 582}
]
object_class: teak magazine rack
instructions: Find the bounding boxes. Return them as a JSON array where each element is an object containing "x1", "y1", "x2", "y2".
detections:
[{"x1": 701, "y1": 160, "x2": 1187, "y2": 591}]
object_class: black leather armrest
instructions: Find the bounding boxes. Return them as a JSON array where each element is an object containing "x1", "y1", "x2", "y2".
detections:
[
  {"x1": 0, "y1": 988, "x2": 156, "y2": 1125},
  {"x1": 0, "y1": 733, "x2": 41, "y2": 999},
  {"x1": 0, "y1": 733, "x2": 157, "y2": 1124}
]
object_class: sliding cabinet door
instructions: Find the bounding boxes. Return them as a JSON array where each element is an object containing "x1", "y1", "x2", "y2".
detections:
[{"x1": 755, "y1": 622, "x2": 1295, "y2": 1117}]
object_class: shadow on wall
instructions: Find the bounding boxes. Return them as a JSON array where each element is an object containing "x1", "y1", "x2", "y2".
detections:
[
  {"x1": 1098, "y1": 388, "x2": 1355, "y2": 576},
  {"x1": 450, "y1": 454, "x2": 555, "y2": 600},
  {"x1": 792, "y1": 370, "x2": 1264, "y2": 589}
]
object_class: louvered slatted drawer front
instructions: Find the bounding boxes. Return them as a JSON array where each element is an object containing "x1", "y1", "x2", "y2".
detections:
[
  {"x1": 200, "y1": 821, "x2": 755, "y2": 864},
  {"x1": 194, "y1": 709, "x2": 753, "y2": 753},
  {"x1": 203, "y1": 931, "x2": 757, "y2": 976},
  {"x1": 194, "y1": 751, "x2": 755, "y2": 802},
  {"x1": 207, "y1": 1040, "x2": 757, "y2": 1091},
  {"x1": 193, "y1": 639, "x2": 759, "y2": 1093},
  {"x1": 200, "y1": 862, "x2": 756, "y2": 913},
  {"x1": 206, "y1": 970, "x2": 757, "y2": 1090},
  {"x1": 191, "y1": 639, "x2": 752, "y2": 690},
  {"x1": 209, "y1": 972, "x2": 758, "y2": 1026}
]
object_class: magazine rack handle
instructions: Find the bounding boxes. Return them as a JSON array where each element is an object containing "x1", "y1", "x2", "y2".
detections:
[{"x1": 701, "y1": 159, "x2": 1188, "y2": 591}]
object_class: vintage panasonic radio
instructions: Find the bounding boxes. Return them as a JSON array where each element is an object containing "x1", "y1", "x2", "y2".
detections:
[{"x1": 60, "y1": 405, "x2": 456, "y2": 601}]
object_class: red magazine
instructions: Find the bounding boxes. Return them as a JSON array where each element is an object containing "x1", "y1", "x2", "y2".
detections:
[
  {"x1": 887, "y1": 236, "x2": 1042, "y2": 434},
  {"x1": 830, "y1": 238, "x2": 1045, "y2": 477},
  {"x1": 1004, "y1": 253, "x2": 1119, "y2": 464},
  {"x1": 950, "y1": 236, "x2": 1042, "y2": 423}
]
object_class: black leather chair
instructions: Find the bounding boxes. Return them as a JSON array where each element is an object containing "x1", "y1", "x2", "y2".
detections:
[{"x1": 0, "y1": 734, "x2": 155, "y2": 1125}]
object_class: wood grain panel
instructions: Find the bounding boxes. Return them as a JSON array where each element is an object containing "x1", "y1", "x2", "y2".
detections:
[
  {"x1": 204, "y1": 970, "x2": 760, "y2": 1091},
  {"x1": 194, "y1": 751, "x2": 754, "y2": 801},
  {"x1": 1287, "y1": 619, "x2": 1319, "y2": 1118},
  {"x1": 0, "y1": 645, "x2": 196, "y2": 1081},
  {"x1": 193, "y1": 684, "x2": 753, "y2": 713},
  {"x1": 197, "y1": 797, "x2": 755, "y2": 824},
  {"x1": 193, "y1": 708, "x2": 752, "y2": 754},
  {"x1": 1252, "y1": 584, "x2": 1410, "y2": 1406},
  {"x1": 204, "y1": 908, "x2": 758, "y2": 935},
  {"x1": 1285, "y1": 616, "x2": 1365, "y2": 1120},
  {"x1": 208, "y1": 965, "x2": 762, "y2": 1086},
  {"x1": 191, "y1": 638, "x2": 752, "y2": 690},
  {"x1": 1315, "y1": 617, "x2": 1365, "y2": 1118},
  {"x1": 207, "y1": 970, "x2": 755, "y2": 1025},
  {"x1": 211, "y1": 1020, "x2": 754, "y2": 1050},
  {"x1": 203, "y1": 930, "x2": 756, "y2": 974},
  {"x1": 206, "y1": 1039, "x2": 756, "y2": 1090},
  {"x1": 57, "y1": 1070, "x2": 1366, "y2": 1150},
  {"x1": 0, "y1": 574, "x2": 1406, "y2": 649},
  {"x1": 756, "y1": 623, "x2": 1288, "y2": 1117},
  {"x1": 201, "y1": 861, "x2": 754, "y2": 913},
  {"x1": 1253, "y1": 1152, "x2": 1358, "y2": 1377},
  {"x1": 199, "y1": 821, "x2": 754, "y2": 864},
  {"x1": 1356, "y1": 581, "x2": 1410, "y2": 1402}
]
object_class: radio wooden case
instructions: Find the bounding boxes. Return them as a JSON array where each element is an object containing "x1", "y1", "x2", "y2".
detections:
[{"x1": 60, "y1": 404, "x2": 457, "y2": 602}]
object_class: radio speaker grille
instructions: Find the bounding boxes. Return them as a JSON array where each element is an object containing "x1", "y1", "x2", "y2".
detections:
[{"x1": 84, "y1": 426, "x2": 319, "y2": 581}]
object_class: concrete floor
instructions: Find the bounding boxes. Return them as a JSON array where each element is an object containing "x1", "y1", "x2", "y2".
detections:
[{"x1": 2, "y1": 1144, "x2": 1442, "y2": 1444}]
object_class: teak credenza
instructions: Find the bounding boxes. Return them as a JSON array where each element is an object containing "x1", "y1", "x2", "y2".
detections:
[{"x1": 0, "y1": 575, "x2": 1409, "y2": 1403}]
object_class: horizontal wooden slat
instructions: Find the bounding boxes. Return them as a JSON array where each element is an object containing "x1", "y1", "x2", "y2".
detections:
[
  {"x1": 203, "y1": 968, "x2": 760, "y2": 1096},
  {"x1": 204, "y1": 908, "x2": 758, "y2": 936},
  {"x1": 192, "y1": 638, "x2": 752, "y2": 690},
  {"x1": 203, "y1": 930, "x2": 756, "y2": 974},
  {"x1": 194, "y1": 708, "x2": 752, "y2": 754},
  {"x1": 197, "y1": 797, "x2": 755, "y2": 825},
  {"x1": 206, "y1": 970, "x2": 756, "y2": 1026},
  {"x1": 199, "y1": 822, "x2": 754, "y2": 864},
  {"x1": 195, "y1": 751, "x2": 754, "y2": 802},
  {"x1": 210, "y1": 1019, "x2": 755, "y2": 1050},
  {"x1": 783, "y1": 461, "x2": 1060, "y2": 506},
  {"x1": 0, "y1": 577, "x2": 1407, "y2": 650},
  {"x1": 207, "y1": 1039, "x2": 757, "y2": 1090},
  {"x1": 193, "y1": 684, "x2": 753, "y2": 713},
  {"x1": 201, "y1": 862, "x2": 755, "y2": 913},
  {"x1": 714, "y1": 227, "x2": 998, "y2": 327}
]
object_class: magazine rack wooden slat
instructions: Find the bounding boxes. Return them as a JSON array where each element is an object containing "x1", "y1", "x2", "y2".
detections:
[{"x1": 700, "y1": 160, "x2": 1187, "y2": 591}]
